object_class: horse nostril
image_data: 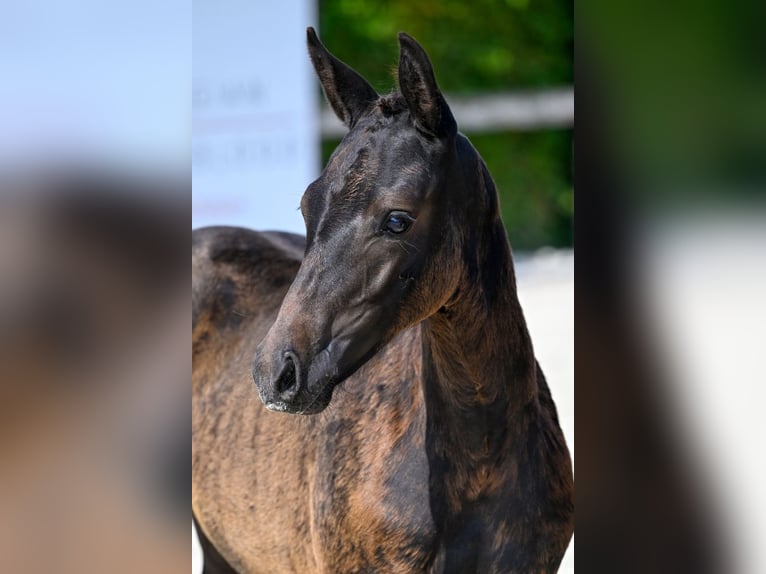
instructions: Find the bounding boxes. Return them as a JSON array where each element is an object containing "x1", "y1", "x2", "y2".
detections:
[{"x1": 276, "y1": 352, "x2": 301, "y2": 401}]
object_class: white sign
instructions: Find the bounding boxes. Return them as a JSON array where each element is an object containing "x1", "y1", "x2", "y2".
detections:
[{"x1": 192, "y1": 0, "x2": 318, "y2": 233}]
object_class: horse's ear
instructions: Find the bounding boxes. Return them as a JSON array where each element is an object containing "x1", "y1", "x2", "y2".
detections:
[
  {"x1": 397, "y1": 32, "x2": 456, "y2": 138},
  {"x1": 307, "y1": 27, "x2": 378, "y2": 129}
]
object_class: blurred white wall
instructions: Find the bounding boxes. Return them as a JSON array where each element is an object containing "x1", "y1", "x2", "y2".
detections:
[{"x1": 192, "y1": 0, "x2": 318, "y2": 233}]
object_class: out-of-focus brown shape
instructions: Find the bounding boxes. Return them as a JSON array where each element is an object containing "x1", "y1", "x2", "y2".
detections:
[
  {"x1": 575, "y1": 0, "x2": 766, "y2": 567},
  {"x1": 574, "y1": 57, "x2": 727, "y2": 573},
  {"x1": 0, "y1": 170, "x2": 189, "y2": 574}
]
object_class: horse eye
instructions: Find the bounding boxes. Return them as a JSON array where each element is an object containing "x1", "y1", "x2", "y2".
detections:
[{"x1": 384, "y1": 212, "x2": 413, "y2": 234}]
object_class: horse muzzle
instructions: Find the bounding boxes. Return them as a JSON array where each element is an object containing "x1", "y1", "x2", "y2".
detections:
[{"x1": 252, "y1": 345, "x2": 336, "y2": 415}]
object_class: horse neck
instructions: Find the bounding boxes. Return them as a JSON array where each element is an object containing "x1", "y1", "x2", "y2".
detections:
[{"x1": 419, "y1": 174, "x2": 539, "y2": 523}]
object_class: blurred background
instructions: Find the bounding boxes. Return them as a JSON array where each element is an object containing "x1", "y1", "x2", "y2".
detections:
[{"x1": 577, "y1": 0, "x2": 766, "y2": 572}]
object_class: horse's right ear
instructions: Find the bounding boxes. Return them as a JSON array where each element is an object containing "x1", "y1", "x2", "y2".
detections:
[{"x1": 307, "y1": 27, "x2": 378, "y2": 129}]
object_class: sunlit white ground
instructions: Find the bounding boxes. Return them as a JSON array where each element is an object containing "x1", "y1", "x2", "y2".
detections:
[
  {"x1": 192, "y1": 248, "x2": 575, "y2": 573},
  {"x1": 515, "y1": 248, "x2": 574, "y2": 573}
]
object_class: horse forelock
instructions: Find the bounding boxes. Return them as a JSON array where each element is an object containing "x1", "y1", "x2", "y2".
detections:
[{"x1": 376, "y1": 93, "x2": 408, "y2": 116}]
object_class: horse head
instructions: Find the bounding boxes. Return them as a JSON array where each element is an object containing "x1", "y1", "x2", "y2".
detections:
[{"x1": 253, "y1": 28, "x2": 492, "y2": 414}]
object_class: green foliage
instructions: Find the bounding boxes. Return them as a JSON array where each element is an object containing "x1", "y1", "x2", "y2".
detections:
[
  {"x1": 467, "y1": 130, "x2": 573, "y2": 250},
  {"x1": 319, "y1": 0, "x2": 573, "y2": 248}
]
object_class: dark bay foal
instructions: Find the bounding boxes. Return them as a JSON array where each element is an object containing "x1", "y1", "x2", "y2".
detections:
[{"x1": 192, "y1": 29, "x2": 573, "y2": 573}]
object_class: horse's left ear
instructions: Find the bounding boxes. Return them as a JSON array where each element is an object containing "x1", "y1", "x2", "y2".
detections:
[{"x1": 397, "y1": 33, "x2": 456, "y2": 138}]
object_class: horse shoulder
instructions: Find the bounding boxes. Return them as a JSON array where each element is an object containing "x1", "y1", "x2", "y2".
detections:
[{"x1": 311, "y1": 330, "x2": 440, "y2": 572}]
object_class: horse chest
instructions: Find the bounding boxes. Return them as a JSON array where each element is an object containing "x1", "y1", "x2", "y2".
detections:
[{"x1": 309, "y1": 413, "x2": 438, "y2": 572}]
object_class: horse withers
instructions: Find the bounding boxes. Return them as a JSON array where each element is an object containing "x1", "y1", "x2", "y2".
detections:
[{"x1": 192, "y1": 28, "x2": 574, "y2": 573}]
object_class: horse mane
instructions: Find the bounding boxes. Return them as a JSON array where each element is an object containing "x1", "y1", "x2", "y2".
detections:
[{"x1": 376, "y1": 92, "x2": 408, "y2": 117}]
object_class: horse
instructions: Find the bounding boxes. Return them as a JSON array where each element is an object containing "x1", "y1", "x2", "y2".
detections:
[{"x1": 192, "y1": 28, "x2": 574, "y2": 573}]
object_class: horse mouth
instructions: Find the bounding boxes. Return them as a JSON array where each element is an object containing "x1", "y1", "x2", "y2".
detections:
[
  {"x1": 264, "y1": 382, "x2": 335, "y2": 415},
  {"x1": 264, "y1": 399, "x2": 329, "y2": 415}
]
